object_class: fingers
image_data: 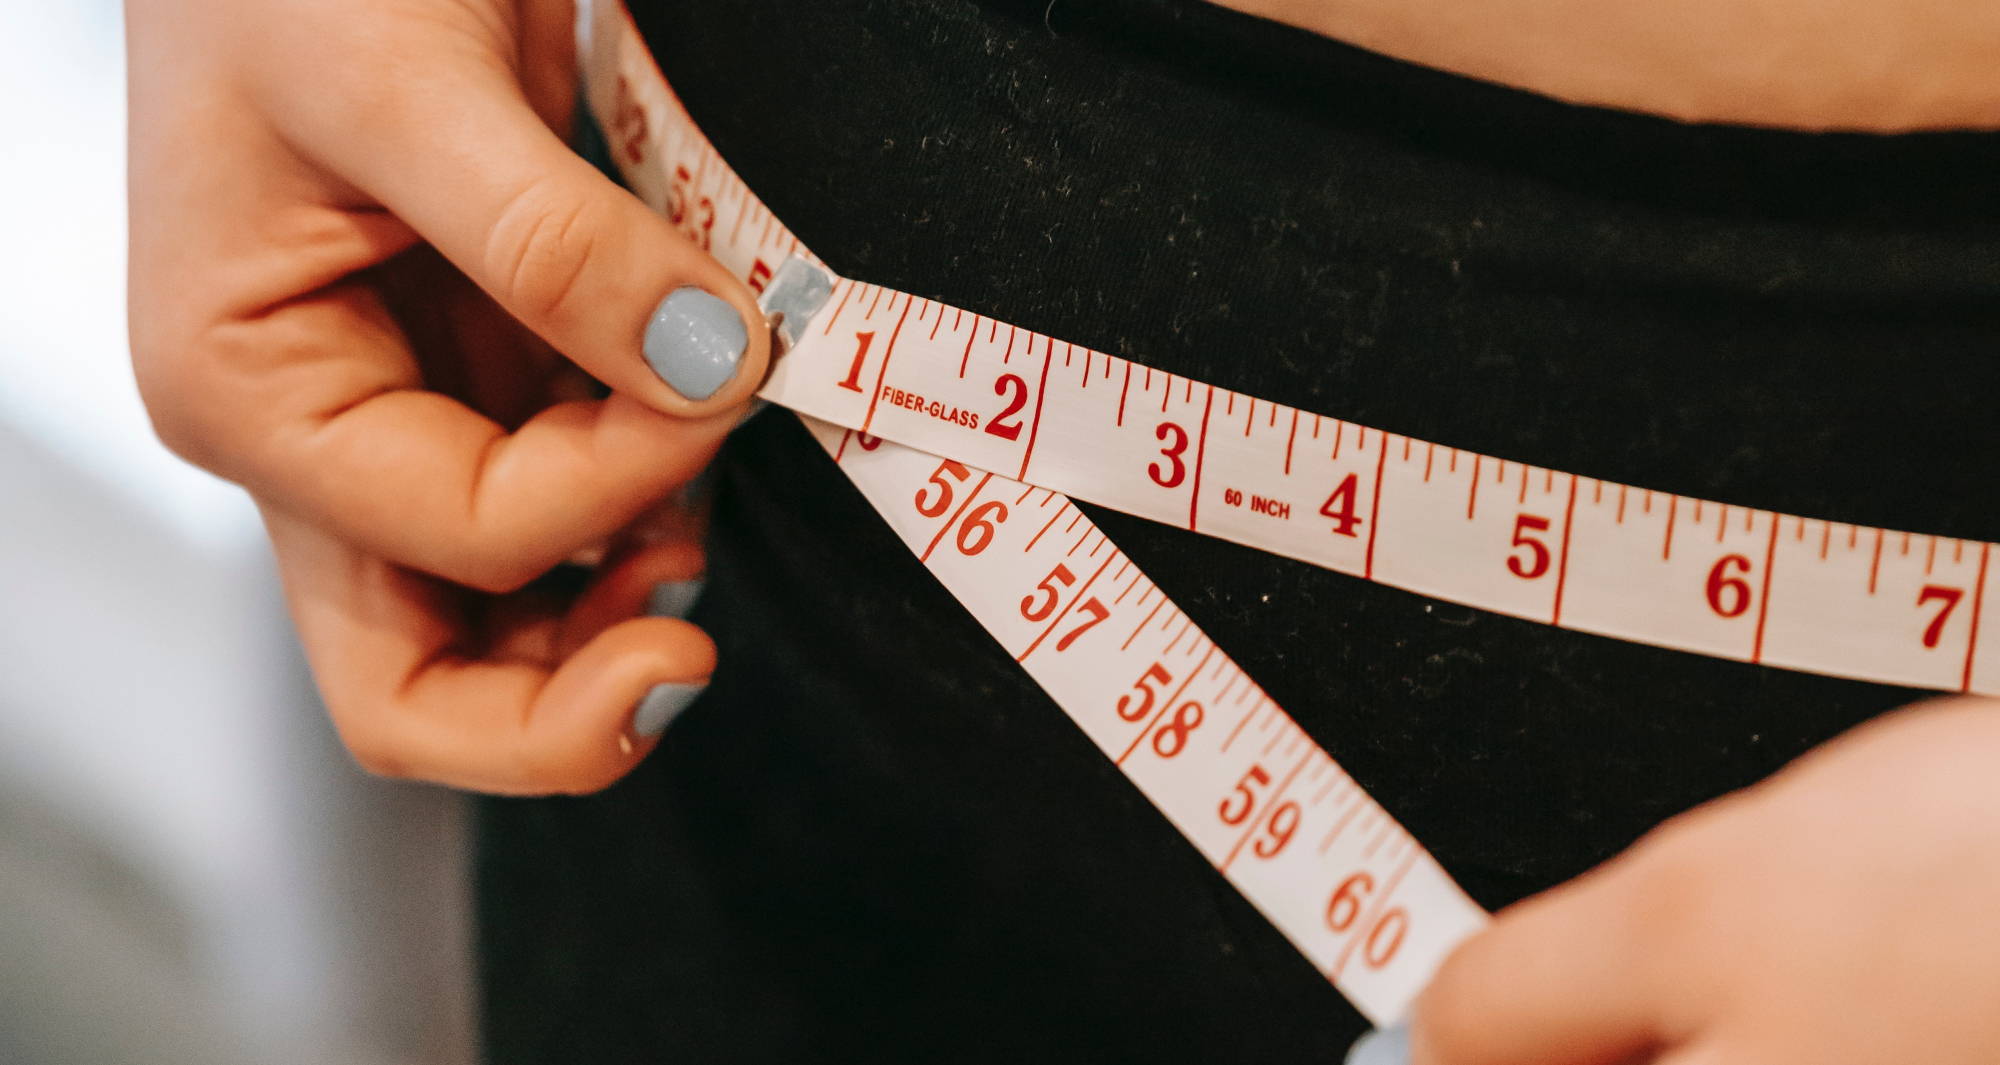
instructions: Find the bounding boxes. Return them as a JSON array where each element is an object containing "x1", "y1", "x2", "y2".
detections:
[
  {"x1": 1406, "y1": 859, "x2": 1667, "y2": 1065},
  {"x1": 559, "y1": 536, "x2": 708, "y2": 656},
  {"x1": 1651, "y1": 1044, "x2": 1734, "y2": 1065},
  {"x1": 265, "y1": 509, "x2": 714, "y2": 795},
  {"x1": 214, "y1": 282, "x2": 731, "y2": 591},
  {"x1": 247, "y1": 0, "x2": 769, "y2": 415},
  {"x1": 133, "y1": 1, "x2": 762, "y2": 592}
]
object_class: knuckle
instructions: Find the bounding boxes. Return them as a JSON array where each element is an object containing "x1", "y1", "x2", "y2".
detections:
[
  {"x1": 515, "y1": 734, "x2": 627, "y2": 797},
  {"x1": 130, "y1": 337, "x2": 227, "y2": 473},
  {"x1": 555, "y1": 759, "x2": 629, "y2": 796},
  {"x1": 420, "y1": 498, "x2": 558, "y2": 592},
  {"x1": 262, "y1": 11, "x2": 471, "y2": 146},
  {"x1": 141, "y1": 397, "x2": 219, "y2": 470},
  {"x1": 482, "y1": 177, "x2": 603, "y2": 328},
  {"x1": 438, "y1": 487, "x2": 580, "y2": 594},
  {"x1": 336, "y1": 717, "x2": 411, "y2": 781},
  {"x1": 444, "y1": 548, "x2": 545, "y2": 596}
]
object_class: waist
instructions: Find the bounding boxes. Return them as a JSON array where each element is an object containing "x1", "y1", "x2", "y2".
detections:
[
  {"x1": 1222, "y1": 0, "x2": 2000, "y2": 132},
  {"x1": 634, "y1": 0, "x2": 2000, "y2": 534}
]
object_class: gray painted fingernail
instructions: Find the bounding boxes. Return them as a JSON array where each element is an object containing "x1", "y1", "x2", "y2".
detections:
[
  {"x1": 632, "y1": 682, "x2": 706, "y2": 737},
  {"x1": 1345, "y1": 1024, "x2": 1410, "y2": 1065},
  {"x1": 644, "y1": 287, "x2": 748, "y2": 401},
  {"x1": 647, "y1": 578, "x2": 705, "y2": 619}
]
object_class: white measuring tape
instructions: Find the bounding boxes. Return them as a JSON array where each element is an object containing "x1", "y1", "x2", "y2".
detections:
[{"x1": 578, "y1": 0, "x2": 1993, "y2": 1025}]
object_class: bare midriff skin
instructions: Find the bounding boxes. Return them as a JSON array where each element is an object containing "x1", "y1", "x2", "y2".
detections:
[{"x1": 1220, "y1": 0, "x2": 2000, "y2": 130}]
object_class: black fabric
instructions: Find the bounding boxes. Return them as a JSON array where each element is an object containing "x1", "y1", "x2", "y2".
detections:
[{"x1": 475, "y1": 2, "x2": 2000, "y2": 1060}]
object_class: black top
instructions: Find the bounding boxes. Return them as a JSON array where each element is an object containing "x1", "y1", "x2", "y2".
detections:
[{"x1": 475, "y1": 2, "x2": 2000, "y2": 1060}]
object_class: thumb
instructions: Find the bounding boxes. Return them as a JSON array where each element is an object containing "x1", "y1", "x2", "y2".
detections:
[
  {"x1": 254, "y1": 3, "x2": 768, "y2": 416},
  {"x1": 1354, "y1": 865, "x2": 1665, "y2": 1065}
]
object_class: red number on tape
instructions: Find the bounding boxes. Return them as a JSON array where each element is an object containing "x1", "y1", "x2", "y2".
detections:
[
  {"x1": 1021, "y1": 564, "x2": 1077, "y2": 622},
  {"x1": 1219, "y1": 764, "x2": 1272, "y2": 826},
  {"x1": 839, "y1": 331, "x2": 875, "y2": 394},
  {"x1": 689, "y1": 198, "x2": 715, "y2": 250},
  {"x1": 1919, "y1": 584, "x2": 1964, "y2": 649},
  {"x1": 1364, "y1": 909, "x2": 1410, "y2": 969},
  {"x1": 1152, "y1": 701, "x2": 1204, "y2": 758},
  {"x1": 987, "y1": 374, "x2": 1028, "y2": 441},
  {"x1": 612, "y1": 76, "x2": 649, "y2": 166},
  {"x1": 957, "y1": 500, "x2": 1007, "y2": 556},
  {"x1": 1326, "y1": 871, "x2": 1374, "y2": 933},
  {"x1": 668, "y1": 164, "x2": 693, "y2": 226},
  {"x1": 915, "y1": 460, "x2": 971, "y2": 518},
  {"x1": 1706, "y1": 554, "x2": 1753, "y2": 619},
  {"x1": 1254, "y1": 802, "x2": 1301, "y2": 859},
  {"x1": 1507, "y1": 514, "x2": 1553, "y2": 580},
  {"x1": 1055, "y1": 598, "x2": 1110, "y2": 651},
  {"x1": 1319, "y1": 473, "x2": 1363, "y2": 538},
  {"x1": 1117, "y1": 663, "x2": 1173, "y2": 722},
  {"x1": 1151, "y1": 422, "x2": 1189, "y2": 488}
]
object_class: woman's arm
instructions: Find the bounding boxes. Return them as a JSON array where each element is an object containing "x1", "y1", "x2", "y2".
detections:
[{"x1": 1226, "y1": 0, "x2": 2000, "y2": 130}]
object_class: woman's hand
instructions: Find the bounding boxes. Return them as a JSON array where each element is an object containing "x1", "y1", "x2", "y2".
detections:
[
  {"x1": 126, "y1": 0, "x2": 767, "y2": 793},
  {"x1": 1358, "y1": 697, "x2": 2000, "y2": 1065}
]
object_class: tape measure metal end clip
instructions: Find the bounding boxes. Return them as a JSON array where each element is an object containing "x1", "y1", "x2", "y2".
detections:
[{"x1": 759, "y1": 255, "x2": 835, "y2": 357}]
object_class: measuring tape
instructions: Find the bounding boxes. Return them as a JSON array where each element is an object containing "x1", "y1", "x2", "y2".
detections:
[{"x1": 577, "y1": 0, "x2": 1995, "y2": 1026}]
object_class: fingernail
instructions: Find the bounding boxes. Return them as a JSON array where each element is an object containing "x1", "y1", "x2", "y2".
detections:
[
  {"x1": 1345, "y1": 1024, "x2": 1410, "y2": 1065},
  {"x1": 631, "y1": 682, "x2": 706, "y2": 737},
  {"x1": 644, "y1": 287, "x2": 748, "y2": 401},
  {"x1": 647, "y1": 578, "x2": 705, "y2": 619}
]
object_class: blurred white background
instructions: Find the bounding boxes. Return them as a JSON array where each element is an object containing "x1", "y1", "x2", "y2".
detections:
[{"x1": 1, "y1": 2, "x2": 477, "y2": 1062}]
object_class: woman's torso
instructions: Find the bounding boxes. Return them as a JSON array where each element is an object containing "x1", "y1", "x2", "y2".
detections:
[{"x1": 476, "y1": 2, "x2": 2000, "y2": 1060}]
